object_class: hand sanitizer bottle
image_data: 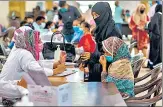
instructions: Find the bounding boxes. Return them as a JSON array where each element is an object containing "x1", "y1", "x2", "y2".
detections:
[{"x1": 54, "y1": 45, "x2": 61, "y2": 61}]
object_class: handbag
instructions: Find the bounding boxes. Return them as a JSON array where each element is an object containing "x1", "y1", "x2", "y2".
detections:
[{"x1": 42, "y1": 32, "x2": 76, "y2": 62}]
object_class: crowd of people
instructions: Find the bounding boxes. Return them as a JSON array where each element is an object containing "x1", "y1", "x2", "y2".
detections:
[{"x1": 0, "y1": 0, "x2": 162, "y2": 99}]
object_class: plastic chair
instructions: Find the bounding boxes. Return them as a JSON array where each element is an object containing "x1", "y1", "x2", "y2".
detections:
[{"x1": 131, "y1": 58, "x2": 145, "y2": 78}]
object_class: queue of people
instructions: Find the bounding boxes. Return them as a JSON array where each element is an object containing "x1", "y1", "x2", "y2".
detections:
[{"x1": 0, "y1": 0, "x2": 162, "y2": 101}]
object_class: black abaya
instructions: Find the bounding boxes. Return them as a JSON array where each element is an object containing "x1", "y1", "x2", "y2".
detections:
[
  {"x1": 87, "y1": 2, "x2": 122, "y2": 82},
  {"x1": 148, "y1": 8, "x2": 162, "y2": 65}
]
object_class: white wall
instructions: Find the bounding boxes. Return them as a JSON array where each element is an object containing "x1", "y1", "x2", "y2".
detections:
[
  {"x1": 26, "y1": 1, "x2": 45, "y2": 12},
  {"x1": 0, "y1": 1, "x2": 9, "y2": 27},
  {"x1": 119, "y1": 1, "x2": 140, "y2": 14}
]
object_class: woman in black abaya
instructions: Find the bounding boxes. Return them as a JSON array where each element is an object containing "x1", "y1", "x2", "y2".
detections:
[
  {"x1": 148, "y1": 4, "x2": 162, "y2": 68},
  {"x1": 81, "y1": 2, "x2": 122, "y2": 82}
]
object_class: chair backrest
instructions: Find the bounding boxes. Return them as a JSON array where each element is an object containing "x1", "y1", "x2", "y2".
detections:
[
  {"x1": 131, "y1": 58, "x2": 144, "y2": 78},
  {"x1": 129, "y1": 42, "x2": 137, "y2": 52},
  {"x1": 131, "y1": 53, "x2": 144, "y2": 64},
  {"x1": 126, "y1": 76, "x2": 162, "y2": 107}
]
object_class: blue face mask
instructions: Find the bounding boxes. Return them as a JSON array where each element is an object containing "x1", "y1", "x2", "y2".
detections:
[
  {"x1": 105, "y1": 56, "x2": 113, "y2": 63},
  {"x1": 60, "y1": 8, "x2": 68, "y2": 13},
  {"x1": 126, "y1": 13, "x2": 130, "y2": 17}
]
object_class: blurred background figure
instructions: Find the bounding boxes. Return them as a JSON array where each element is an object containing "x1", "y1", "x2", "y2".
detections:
[
  {"x1": 24, "y1": 15, "x2": 34, "y2": 23},
  {"x1": 148, "y1": 4, "x2": 162, "y2": 69},
  {"x1": 114, "y1": 0, "x2": 123, "y2": 34},
  {"x1": 33, "y1": 6, "x2": 41, "y2": 21},
  {"x1": 32, "y1": 16, "x2": 45, "y2": 33},
  {"x1": 58, "y1": 1, "x2": 83, "y2": 42},
  {"x1": 129, "y1": 4, "x2": 149, "y2": 62},
  {"x1": 148, "y1": 0, "x2": 157, "y2": 19}
]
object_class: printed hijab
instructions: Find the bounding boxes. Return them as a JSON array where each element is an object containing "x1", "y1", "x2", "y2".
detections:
[
  {"x1": 102, "y1": 37, "x2": 131, "y2": 62},
  {"x1": 14, "y1": 26, "x2": 40, "y2": 60}
]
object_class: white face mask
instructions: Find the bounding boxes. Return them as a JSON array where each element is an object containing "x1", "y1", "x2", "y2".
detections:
[
  {"x1": 40, "y1": 23, "x2": 46, "y2": 29},
  {"x1": 50, "y1": 25, "x2": 55, "y2": 30}
]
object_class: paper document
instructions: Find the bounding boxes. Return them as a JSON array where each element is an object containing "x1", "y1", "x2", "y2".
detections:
[{"x1": 55, "y1": 68, "x2": 78, "y2": 77}]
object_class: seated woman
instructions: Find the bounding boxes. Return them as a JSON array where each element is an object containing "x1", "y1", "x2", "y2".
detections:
[
  {"x1": 99, "y1": 37, "x2": 134, "y2": 97},
  {"x1": 78, "y1": 22, "x2": 96, "y2": 53},
  {"x1": 0, "y1": 26, "x2": 66, "y2": 82}
]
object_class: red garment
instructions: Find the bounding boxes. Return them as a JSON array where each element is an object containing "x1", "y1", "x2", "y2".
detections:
[
  {"x1": 78, "y1": 34, "x2": 96, "y2": 53},
  {"x1": 129, "y1": 16, "x2": 149, "y2": 50}
]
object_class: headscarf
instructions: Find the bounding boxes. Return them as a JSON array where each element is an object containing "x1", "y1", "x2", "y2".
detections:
[
  {"x1": 14, "y1": 26, "x2": 40, "y2": 60},
  {"x1": 155, "y1": 4, "x2": 162, "y2": 13},
  {"x1": 133, "y1": 4, "x2": 148, "y2": 25},
  {"x1": 102, "y1": 37, "x2": 131, "y2": 62},
  {"x1": 92, "y1": 2, "x2": 121, "y2": 52}
]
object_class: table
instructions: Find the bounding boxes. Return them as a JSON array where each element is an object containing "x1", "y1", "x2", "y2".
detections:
[{"x1": 70, "y1": 82, "x2": 127, "y2": 106}]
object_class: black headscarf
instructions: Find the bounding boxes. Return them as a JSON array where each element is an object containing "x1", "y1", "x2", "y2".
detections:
[
  {"x1": 92, "y1": 2, "x2": 122, "y2": 52},
  {"x1": 155, "y1": 4, "x2": 162, "y2": 13}
]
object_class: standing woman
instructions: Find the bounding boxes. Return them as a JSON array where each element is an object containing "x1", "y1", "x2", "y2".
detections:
[
  {"x1": 129, "y1": 4, "x2": 149, "y2": 58},
  {"x1": 81, "y1": 2, "x2": 122, "y2": 82},
  {"x1": 148, "y1": 4, "x2": 162, "y2": 68}
]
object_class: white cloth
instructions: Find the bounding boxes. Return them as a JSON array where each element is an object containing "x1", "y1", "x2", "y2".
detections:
[
  {"x1": 148, "y1": 3, "x2": 157, "y2": 19},
  {"x1": 0, "y1": 80, "x2": 28, "y2": 98},
  {"x1": 0, "y1": 48, "x2": 53, "y2": 81}
]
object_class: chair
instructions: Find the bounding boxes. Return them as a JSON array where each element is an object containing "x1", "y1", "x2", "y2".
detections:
[
  {"x1": 129, "y1": 42, "x2": 137, "y2": 53},
  {"x1": 126, "y1": 64, "x2": 162, "y2": 107},
  {"x1": 131, "y1": 58, "x2": 145, "y2": 78},
  {"x1": 126, "y1": 77, "x2": 162, "y2": 107},
  {"x1": 131, "y1": 53, "x2": 144, "y2": 65}
]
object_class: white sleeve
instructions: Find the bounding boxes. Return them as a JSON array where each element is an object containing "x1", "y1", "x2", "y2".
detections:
[
  {"x1": 0, "y1": 80, "x2": 28, "y2": 98},
  {"x1": 19, "y1": 51, "x2": 53, "y2": 76}
]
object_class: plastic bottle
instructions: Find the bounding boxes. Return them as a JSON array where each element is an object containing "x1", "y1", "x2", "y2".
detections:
[{"x1": 54, "y1": 45, "x2": 61, "y2": 61}]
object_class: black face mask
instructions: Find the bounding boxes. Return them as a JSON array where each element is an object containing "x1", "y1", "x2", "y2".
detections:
[
  {"x1": 140, "y1": 10, "x2": 145, "y2": 14},
  {"x1": 94, "y1": 16, "x2": 101, "y2": 26}
]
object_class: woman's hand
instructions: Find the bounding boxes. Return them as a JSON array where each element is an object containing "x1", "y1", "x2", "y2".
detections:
[
  {"x1": 99, "y1": 55, "x2": 107, "y2": 72},
  {"x1": 59, "y1": 51, "x2": 67, "y2": 64},
  {"x1": 79, "y1": 63, "x2": 85, "y2": 71},
  {"x1": 81, "y1": 52, "x2": 91, "y2": 61},
  {"x1": 53, "y1": 64, "x2": 66, "y2": 75}
]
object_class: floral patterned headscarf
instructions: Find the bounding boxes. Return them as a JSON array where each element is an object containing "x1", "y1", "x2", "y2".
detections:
[
  {"x1": 102, "y1": 37, "x2": 131, "y2": 62},
  {"x1": 14, "y1": 26, "x2": 40, "y2": 60}
]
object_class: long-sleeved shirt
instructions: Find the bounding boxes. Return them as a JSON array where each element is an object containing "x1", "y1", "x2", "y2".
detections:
[{"x1": 0, "y1": 47, "x2": 53, "y2": 81}]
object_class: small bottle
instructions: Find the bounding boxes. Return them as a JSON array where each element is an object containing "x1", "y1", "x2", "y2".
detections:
[{"x1": 54, "y1": 45, "x2": 61, "y2": 61}]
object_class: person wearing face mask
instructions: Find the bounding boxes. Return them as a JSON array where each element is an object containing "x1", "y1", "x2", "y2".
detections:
[
  {"x1": 58, "y1": 1, "x2": 83, "y2": 42},
  {"x1": 33, "y1": 16, "x2": 45, "y2": 34},
  {"x1": 129, "y1": 4, "x2": 149, "y2": 63},
  {"x1": 78, "y1": 22, "x2": 96, "y2": 53},
  {"x1": 0, "y1": 26, "x2": 66, "y2": 82},
  {"x1": 99, "y1": 37, "x2": 134, "y2": 98},
  {"x1": 80, "y1": 2, "x2": 122, "y2": 82},
  {"x1": 43, "y1": 21, "x2": 55, "y2": 33}
]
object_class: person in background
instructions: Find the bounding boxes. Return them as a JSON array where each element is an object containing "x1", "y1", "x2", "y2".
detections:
[
  {"x1": 33, "y1": 6, "x2": 41, "y2": 21},
  {"x1": 148, "y1": 0, "x2": 158, "y2": 20},
  {"x1": 114, "y1": 0, "x2": 124, "y2": 34},
  {"x1": 0, "y1": 26, "x2": 66, "y2": 82},
  {"x1": 24, "y1": 15, "x2": 34, "y2": 23},
  {"x1": 99, "y1": 37, "x2": 134, "y2": 97},
  {"x1": 43, "y1": 21, "x2": 54, "y2": 34},
  {"x1": 40, "y1": 11, "x2": 47, "y2": 22},
  {"x1": 20, "y1": 21, "x2": 28, "y2": 27},
  {"x1": 129, "y1": 4, "x2": 149, "y2": 63},
  {"x1": 148, "y1": 4, "x2": 162, "y2": 69},
  {"x1": 125, "y1": 10, "x2": 131, "y2": 23},
  {"x1": 58, "y1": 1, "x2": 83, "y2": 42},
  {"x1": 80, "y1": 2, "x2": 122, "y2": 82},
  {"x1": 33, "y1": 16, "x2": 45, "y2": 33},
  {"x1": 78, "y1": 22, "x2": 96, "y2": 53},
  {"x1": 9, "y1": 16, "x2": 20, "y2": 29}
]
